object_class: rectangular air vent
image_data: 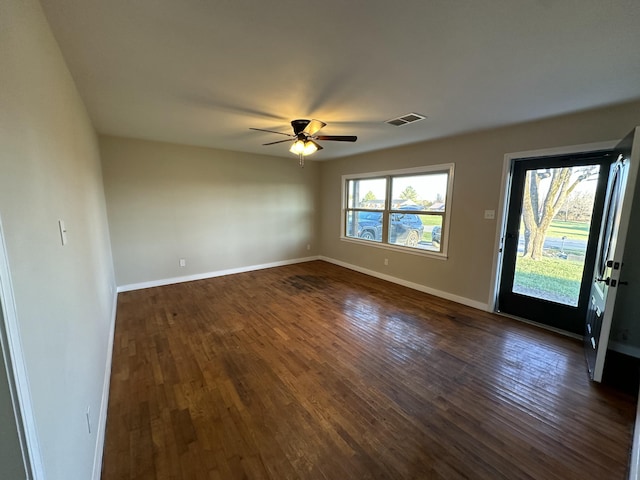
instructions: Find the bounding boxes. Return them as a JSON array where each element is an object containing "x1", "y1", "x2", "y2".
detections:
[{"x1": 386, "y1": 112, "x2": 426, "y2": 126}]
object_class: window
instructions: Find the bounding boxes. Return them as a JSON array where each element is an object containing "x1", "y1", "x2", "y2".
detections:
[{"x1": 342, "y1": 164, "x2": 454, "y2": 256}]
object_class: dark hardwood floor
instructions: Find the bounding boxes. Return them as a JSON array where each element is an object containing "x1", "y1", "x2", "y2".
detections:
[{"x1": 102, "y1": 261, "x2": 637, "y2": 479}]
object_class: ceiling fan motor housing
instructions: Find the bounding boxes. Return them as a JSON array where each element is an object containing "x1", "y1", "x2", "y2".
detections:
[{"x1": 291, "y1": 119, "x2": 310, "y2": 135}]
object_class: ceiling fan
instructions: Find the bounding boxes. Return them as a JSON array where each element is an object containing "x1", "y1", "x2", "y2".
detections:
[{"x1": 250, "y1": 119, "x2": 357, "y2": 167}]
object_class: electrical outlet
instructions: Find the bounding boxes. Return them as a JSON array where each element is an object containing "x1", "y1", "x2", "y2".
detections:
[
  {"x1": 384, "y1": 258, "x2": 389, "y2": 266},
  {"x1": 306, "y1": 244, "x2": 311, "y2": 251},
  {"x1": 179, "y1": 258, "x2": 186, "y2": 267},
  {"x1": 484, "y1": 210, "x2": 496, "y2": 220}
]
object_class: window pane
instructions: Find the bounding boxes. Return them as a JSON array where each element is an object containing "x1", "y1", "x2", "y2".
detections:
[
  {"x1": 387, "y1": 212, "x2": 442, "y2": 251},
  {"x1": 347, "y1": 178, "x2": 387, "y2": 209},
  {"x1": 342, "y1": 165, "x2": 453, "y2": 255},
  {"x1": 345, "y1": 210, "x2": 382, "y2": 242},
  {"x1": 512, "y1": 165, "x2": 599, "y2": 307},
  {"x1": 421, "y1": 214, "x2": 443, "y2": 252},
  {"x1": 390, "y1": 173, "x2": 448, "y2": 211}
]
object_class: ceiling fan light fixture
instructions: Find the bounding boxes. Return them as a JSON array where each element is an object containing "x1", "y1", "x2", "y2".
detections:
[
  {"x1": 289, "y1": 138, "x2": 319, "y2": 156},
  {"x1": 289, "y1": 139, "x2": 306, "y2": 155},
  {"x1": 302, "y1": 140, "x2": 319, "y2": 156}
]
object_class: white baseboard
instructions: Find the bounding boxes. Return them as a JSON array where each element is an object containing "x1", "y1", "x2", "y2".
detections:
[
  {"x1": 319, "y1": 256, "x2": 490, "y2": 312},
  {"x1": 609, "y1": 341, "x2": 640, "y2": 359},
  {"x1": 91, "y1": 290, "x2": 118, "y2": 480},
  {"x1": 117, "y1": 256, "x2": 321, "y2": 292}
]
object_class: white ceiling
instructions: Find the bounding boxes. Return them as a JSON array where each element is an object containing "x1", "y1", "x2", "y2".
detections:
[{"x1": 39, "y1": 0, "x2": 640, "y2": 161}]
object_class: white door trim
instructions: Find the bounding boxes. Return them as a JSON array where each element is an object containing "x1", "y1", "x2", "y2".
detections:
[{"x1": 0, "y1": 216, "x2": 45, "y2": 478}]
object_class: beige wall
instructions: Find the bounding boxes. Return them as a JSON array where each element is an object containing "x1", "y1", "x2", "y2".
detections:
[
  {"x1": 320, "y1": 100, "x2": 640, "y2": 308},
  {"x1": 3, "y1": 0, "x2": 639, "y2": 475},
  {"x1": 101, "y1": 136, "x2": 320, "y2": 287},
  {"x1": 0, "y1": 0, "x2": 116, "y2": 478}
]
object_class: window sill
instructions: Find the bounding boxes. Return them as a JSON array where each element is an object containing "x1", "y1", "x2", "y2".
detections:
[{"x1": 340, "y1": 236, "x2": 448, "y2": 260}]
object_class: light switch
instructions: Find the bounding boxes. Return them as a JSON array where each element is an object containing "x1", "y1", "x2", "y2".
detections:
[
  {"x1": 58, "y1": 220, "x2": 67, "y2": 245},
  {"x1": 484, "y1": 210, "x2": 495, "y2": 220}
]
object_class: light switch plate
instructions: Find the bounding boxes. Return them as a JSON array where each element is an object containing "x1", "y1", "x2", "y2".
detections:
[{"x1": 58, "y1": 220, "x2": 67, "y2": 245}]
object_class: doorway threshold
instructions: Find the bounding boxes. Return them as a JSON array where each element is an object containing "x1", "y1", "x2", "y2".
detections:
[{"x1": 494, "y1": 310, "x2": 583, "y2": 340}]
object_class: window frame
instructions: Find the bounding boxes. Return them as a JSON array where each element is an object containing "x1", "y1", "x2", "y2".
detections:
[{"x1": 341, "y1": 164, "x2": 454, "y2": 258}]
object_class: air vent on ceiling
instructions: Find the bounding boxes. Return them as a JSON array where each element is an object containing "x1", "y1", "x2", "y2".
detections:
[{"x1": 385, "y1": 112, "x2": 427, "y2": 127}]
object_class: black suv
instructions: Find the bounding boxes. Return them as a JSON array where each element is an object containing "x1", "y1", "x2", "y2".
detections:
[
  {"x1": 350, "y1": 206, "x2": 424, "y2": 247},
  {"x1": 431, "y1": 225, "x2": 441, "y2": 248}
]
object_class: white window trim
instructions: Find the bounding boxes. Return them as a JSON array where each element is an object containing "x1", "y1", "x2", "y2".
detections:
[{"x1": 340, "y1": 163, "x2": 455, "y2": 258}]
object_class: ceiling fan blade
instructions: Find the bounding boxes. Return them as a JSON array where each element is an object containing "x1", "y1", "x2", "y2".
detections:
[
  {"x1": 249, "y1": 127, "x2": 293, "y2": 137},
  {"x1": 303, "y1": 119, "x2": 327, "y2": 136},
  {"x1": 315, "y1": 135, "x2": 358, "y2": 142},
  {"x1": 263, "y1": 139, "x2": 292, "y2": 146}
]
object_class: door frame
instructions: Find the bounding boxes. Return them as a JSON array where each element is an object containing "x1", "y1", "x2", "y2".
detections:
[
  {"x1": 0, "y1": 216, "x2": 45, "y2": 478},
  {"x1": 490, "y1": 140, "x2": 618, "y2": 320}
]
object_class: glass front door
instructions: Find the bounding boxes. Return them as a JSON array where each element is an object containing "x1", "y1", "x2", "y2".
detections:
[{"x1": 497, "y1": 152, "x2": 612, "y2": 334}]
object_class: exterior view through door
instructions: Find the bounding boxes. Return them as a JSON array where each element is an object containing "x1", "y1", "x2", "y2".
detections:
[
  {"x1": 498, "y1": 151, "x2": 611, "y2": 334},
  {"x1": 497, "y1": 127, "x2": 640, "y2": 383}
]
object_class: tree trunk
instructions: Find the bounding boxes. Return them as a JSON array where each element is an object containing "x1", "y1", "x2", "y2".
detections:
[
  {"x1": 521, "y1": 171, "x2": 537, "y2": 257},
  {"x1": 529, "y1": 230, "x2": 547, "y2": 259},
  {"x1": 519, "y1": 166, "x2": 594, "y2": 259}
]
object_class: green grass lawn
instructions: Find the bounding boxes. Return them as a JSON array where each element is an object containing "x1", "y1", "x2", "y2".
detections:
[
  {"x1": 419, "y1": 215, "x2": 441, "y2": 243},
  {"x1": 546, "y1": 220, "x2": 590, "y2": 240},
  {"x1": 513, "y1": 256, "x2": 584, "y2": 305},
  {"x1": 511, "y1": 219, "x2": 590, "y2": 305},
  {"x1": 519, "y1": 219, "x2": 590, "y2": 240},
  {"x1": 421, "y1": 215, "x2": 442, "y2": 227}
]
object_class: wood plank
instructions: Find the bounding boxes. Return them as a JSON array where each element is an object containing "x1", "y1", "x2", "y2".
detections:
[{"x1": 102, "y1": 261, "x2": 636, "y2": 479}]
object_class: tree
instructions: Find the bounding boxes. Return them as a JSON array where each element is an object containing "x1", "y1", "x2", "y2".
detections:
[
  {"x1": 361, "y1": 190, "x2": 377, "y2": 205},
  {"x1": 400, "y1": 185, "x2": 419, "y2": 202},
  {"x1": 564, "y1": 191, "x2": 594, "y2": 222},
  {"x1": 521, "y1": 166, "x2": 596, "y2": 259}
]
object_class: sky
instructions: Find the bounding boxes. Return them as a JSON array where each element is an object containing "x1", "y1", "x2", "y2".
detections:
[{"x1": 351, "y1": 173, "x2": 449, "y2": 205}]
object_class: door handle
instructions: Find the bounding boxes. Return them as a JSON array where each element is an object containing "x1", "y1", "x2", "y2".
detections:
[{"x1": 597, "y1": 277, "x2": 618, "y2": 287}]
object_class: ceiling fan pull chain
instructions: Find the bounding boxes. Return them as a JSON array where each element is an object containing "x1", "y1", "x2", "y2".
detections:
[{"x1": 299, "y1": 154, "x2": 304, "y2": 168}]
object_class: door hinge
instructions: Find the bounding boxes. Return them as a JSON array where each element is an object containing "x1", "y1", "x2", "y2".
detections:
[{"x1": 607, "y1": 260, "x2": 622, "y2": 270}]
